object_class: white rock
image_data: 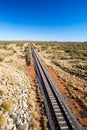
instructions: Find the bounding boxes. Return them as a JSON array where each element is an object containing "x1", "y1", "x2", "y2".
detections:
[
  {"x1": 7, "y1": 118, "x2": 13, "y2": 124},
  {"x1": 6, "y1": 123, "x2": 14, "y2": 130},
  {"x1": 22, "y1": 101, "x2": 28, "y2": 109},
  {"x1": 12, "y1": 126, "x2": 17, "y2": 130},
  {"x1": 10, "y1": 112, "x2": 17, "y2": 122},
  {"x1": 18, "y1": 122, "x2": 29, "y2": 130},
  {"x1": 16, "y1": 118, "x2": 21, "y2": 125}
]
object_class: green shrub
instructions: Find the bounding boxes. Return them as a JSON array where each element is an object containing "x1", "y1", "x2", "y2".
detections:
[
  {"x1": 0, "y1": 57, "x2": 4, "y2": 62},
  {"x1": 9, "y1": 59, "x2": 13, "y2": 62},
  {"x1": 13, "y1": 50, "x2": 17, "y2": 53}
]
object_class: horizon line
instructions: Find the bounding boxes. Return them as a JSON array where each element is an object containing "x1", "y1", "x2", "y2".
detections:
[{"x1": 0, "y1": 40, "x2": 87, "y2": 42}]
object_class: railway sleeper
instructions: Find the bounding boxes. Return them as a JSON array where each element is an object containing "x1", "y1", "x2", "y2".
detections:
[
  {"x1": 51, "y1": 99, "x2": 58, "y2": 103},
  {"x1": 60, "y1": 126, "x2": 69, "y2": 130},
  {"x1": 52, "y1": 102, "x2": 58, "y2": 106}
]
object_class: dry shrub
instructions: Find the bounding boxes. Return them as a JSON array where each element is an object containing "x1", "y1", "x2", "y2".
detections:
[
  {"x1": 32, "y1": 111, "x2": 40, "y2": 120},
  {"x1": 0, "y1": 90, "x2": 4, "y2": 96},
  {"x1": 0, "y1": 114, "x2": 5, "y2": 127},
  {"x1": 31, "y1": 118, "x2": 41, "y2": 130},
  {"x1": 1, "y1": 101, "x2": 12, "y2": 112},
  {"x1": 0, "y1": 57, "x2": 4, "y2": 62}
]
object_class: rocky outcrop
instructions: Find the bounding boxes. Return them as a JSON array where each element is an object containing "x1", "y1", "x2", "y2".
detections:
[{"x1": 0, "y1": 65, "x2": 32, "y2": 130}]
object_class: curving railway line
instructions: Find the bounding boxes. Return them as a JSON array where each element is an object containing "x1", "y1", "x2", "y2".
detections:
[{"x1": 31, "y1": 45, "x2": 83, "y2": 130}]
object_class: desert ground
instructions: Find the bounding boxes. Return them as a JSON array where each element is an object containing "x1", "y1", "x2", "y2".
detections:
[{"x1": 0, "y1": 41, "x2": 87, "y2": 130}]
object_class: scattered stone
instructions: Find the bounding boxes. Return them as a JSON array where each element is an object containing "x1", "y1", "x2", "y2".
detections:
[{"x1": 12, "y1": 126, "x2": 17, "y2": 130}]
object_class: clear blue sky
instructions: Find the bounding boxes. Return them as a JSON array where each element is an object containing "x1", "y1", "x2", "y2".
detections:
[{"x1": 0, "y1": 0, "x2": 87, "y2": 41}]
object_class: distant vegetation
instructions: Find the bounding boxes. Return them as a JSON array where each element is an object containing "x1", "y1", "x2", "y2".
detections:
[
  {"x1": 24, "y1": 45, "x2": 30, "y2": 66},
  {"x1": 34, "y1": 42, "x2": 87, "y2": 61},
  {"x1": 0, "y1": 41, "x2": 28, "y2": 49}
]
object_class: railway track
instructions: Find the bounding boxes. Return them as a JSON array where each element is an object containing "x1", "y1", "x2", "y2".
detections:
[{"x1": 31, "y1": 45, "x2": 83, "y2": 130}]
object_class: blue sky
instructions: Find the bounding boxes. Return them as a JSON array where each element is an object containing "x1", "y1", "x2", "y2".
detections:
[{"x1": 0, "y1": 0, "x2": 87, "y2": 41}]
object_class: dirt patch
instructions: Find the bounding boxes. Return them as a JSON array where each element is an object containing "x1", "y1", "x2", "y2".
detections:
[{"x1": 47, "y1": 66, "x2": 69, "y2": 97}]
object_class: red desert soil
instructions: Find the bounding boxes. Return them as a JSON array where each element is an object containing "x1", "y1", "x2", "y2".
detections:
[{"x1": 47, "y1": 66, "x2": 87, "y2": 130}]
